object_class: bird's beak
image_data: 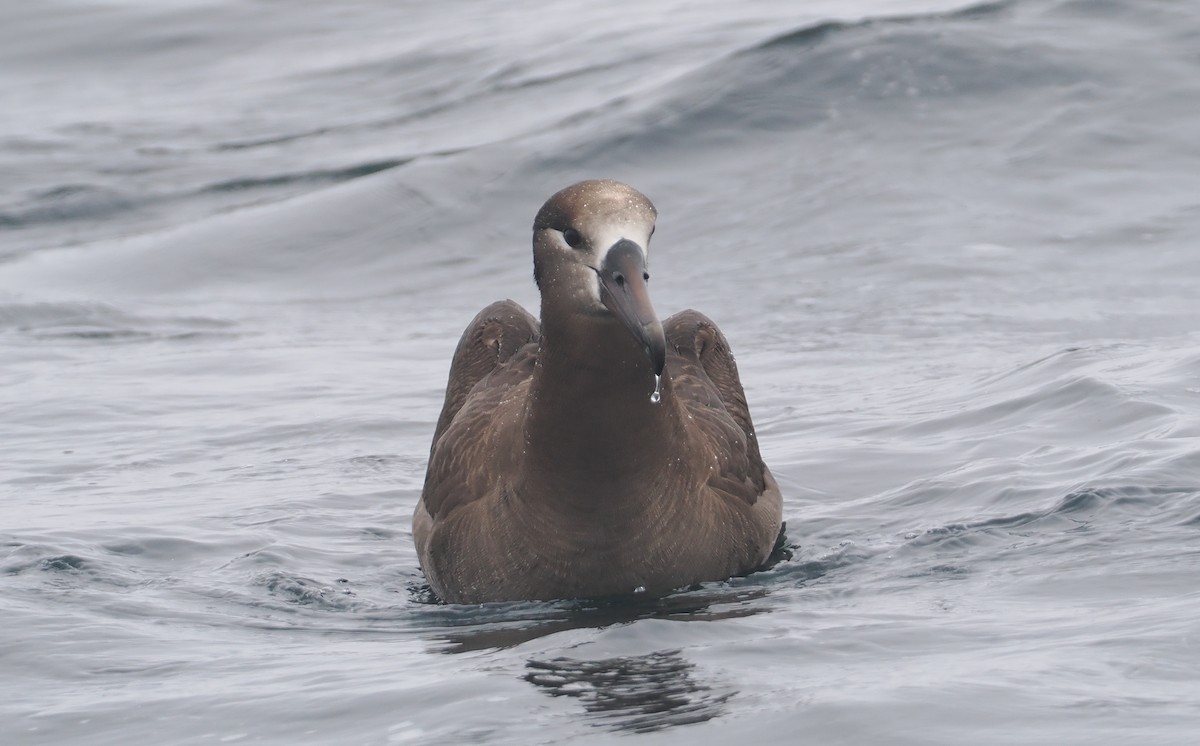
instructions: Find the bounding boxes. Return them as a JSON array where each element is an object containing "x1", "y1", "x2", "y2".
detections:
[{"x1": 598, "y1": 238, "x2": 666, "y2": 376}]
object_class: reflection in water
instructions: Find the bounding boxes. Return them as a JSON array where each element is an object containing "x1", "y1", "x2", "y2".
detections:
[
  {"x1": 430, "y1": 586, "x2": 769, "y2": 653},
  {"x1": 525, "y1": 650, "x2": 732, "y2": 733}
]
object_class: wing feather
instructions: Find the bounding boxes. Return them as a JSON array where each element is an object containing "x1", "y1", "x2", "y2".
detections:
[
  {"x1": 430, "y1": 299, "x2": 539, "y2": 449},
  {"x1": 664, "y1": 309, "x2": 767, "y2": 503},
  {"x1": 421, "y1": 300, "x2": 539, "y2": 523}
]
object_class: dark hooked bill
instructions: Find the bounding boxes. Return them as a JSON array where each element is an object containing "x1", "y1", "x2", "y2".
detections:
[{"x1": 598, "y1": 238, "x2": 666, "y2": 376}]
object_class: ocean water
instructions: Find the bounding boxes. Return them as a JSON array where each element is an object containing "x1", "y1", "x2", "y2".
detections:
[{"x1": 3, "y1": 0, "x2": 1200, "y2": 743}]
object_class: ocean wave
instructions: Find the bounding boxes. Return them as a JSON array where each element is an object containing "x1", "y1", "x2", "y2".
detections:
[
  {"x1": 2, "y1": 541, "x2": 126, "y2": 586},
  {"x1": 548, "y1": 0, "x2": 1079, "y2": 165},
  {"x1": 908, "y1": 483, "x2": 1200, "y2": 547},
  {"x1": 0, "y1": 300, "x2": 235, "y2": 342},
  {"x1": 199, "y1": 159, "x2": 410, "y2": 194},
  {"x1": 0, "y1": 184, "x2": 135, "y2": 228}
]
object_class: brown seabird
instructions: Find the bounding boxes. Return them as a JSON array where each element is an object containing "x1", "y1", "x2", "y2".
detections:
[{"x1": 413, "y1": 179, "x2": 783, "y2": 603}]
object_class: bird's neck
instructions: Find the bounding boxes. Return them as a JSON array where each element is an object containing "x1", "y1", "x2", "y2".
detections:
[{"x1": 520, "y1": 309, "x2": 679, "y2": 503}]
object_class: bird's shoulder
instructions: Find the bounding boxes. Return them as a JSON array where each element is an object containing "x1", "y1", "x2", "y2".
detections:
[
  {"x1": 664, "y1": 309, "x2": 767, "y2": 504},
  {"x1": 423, "y1": 301, "x2": 539, "y2": 520},
  {"x1": 430, "y1": 299, "x2": 540, "y2": 448}
]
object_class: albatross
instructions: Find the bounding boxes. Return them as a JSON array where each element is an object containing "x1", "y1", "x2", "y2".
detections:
[{"x1": 414, "y1": 179, "x2": 783, "y2": 603}]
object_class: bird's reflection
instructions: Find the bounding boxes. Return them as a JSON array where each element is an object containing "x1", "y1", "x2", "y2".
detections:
[
  {"x1": 429, "y1": 585, "x2": 769, "y2": 653},
  {"x1": 525, "y1": 649, "x2": 731, "y2": 733}
]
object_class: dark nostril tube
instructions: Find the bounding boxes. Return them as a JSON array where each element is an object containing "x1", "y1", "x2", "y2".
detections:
[{"x1": 614, "y1": 273, "x2": 625, "y2": 287}]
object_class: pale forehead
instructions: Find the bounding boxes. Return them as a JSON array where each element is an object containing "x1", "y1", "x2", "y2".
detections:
[
  {"x1": 533, "y1": 180, "x2": 657, "y2": 232},
  {"x1": 570, "y1": 189, "x2": 656, "y2": 226}
]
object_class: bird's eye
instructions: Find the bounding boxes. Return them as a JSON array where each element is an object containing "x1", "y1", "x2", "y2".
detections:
[{"x1": 562, "y1": 228, "x2": 583, "y2": 248}]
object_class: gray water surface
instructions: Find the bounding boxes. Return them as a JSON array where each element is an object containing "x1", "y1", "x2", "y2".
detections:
[{"x1": 3, "y1": 0, "x2": 1200, "y2": 743}]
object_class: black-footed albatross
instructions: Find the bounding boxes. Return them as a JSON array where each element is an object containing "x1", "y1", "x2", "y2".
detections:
[{"x1": 414, "y1": 179, "x2": 782, "y2": 604}]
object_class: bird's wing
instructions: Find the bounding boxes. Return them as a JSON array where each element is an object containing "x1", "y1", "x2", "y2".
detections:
[
  {"x1": 430, "y1": 299, "x2": 540, "y2": 449},
  {"x1": 664, "y1": 309, "x2": 767, "y2": 504},
  {"x1": 420, "y1": 300, "x2": 539, "y2": 523}
]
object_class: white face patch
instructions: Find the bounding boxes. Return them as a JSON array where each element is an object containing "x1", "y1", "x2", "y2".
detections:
[
  {"x1": 589, "y1": 221, "x2": 653, "y2": 263},
  {"x1": 555, "y1": 225, "x2": 650, "y2": 257},
  {"x1": 555, "y1": 218, "x2": 655, "y2": 312},
  {"x1": 584, "y1": 267, "x2": 603, "y2": 306},
  {"x1": 588, "y1": 221, "x2": 653, "y2": 310}
]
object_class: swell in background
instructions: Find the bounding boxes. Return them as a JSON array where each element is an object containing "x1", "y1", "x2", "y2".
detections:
[{"x1": 3, "y1": 1, "x2": 1200, "y2": 744}]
